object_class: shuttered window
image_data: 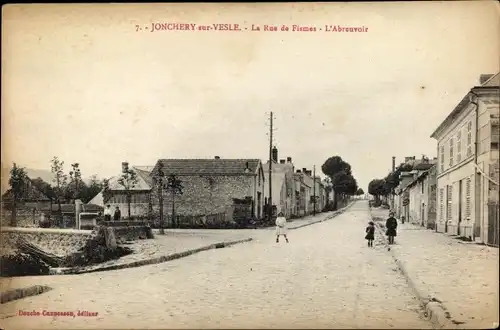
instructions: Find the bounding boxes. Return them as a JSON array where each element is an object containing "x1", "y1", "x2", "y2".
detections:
[
  {"x1": 465, "y1": 178, "x2": 471, "y2": 219},
  {"x1": 440, "y1": 146, "x2": 445, "y2": 172},
  {"x1": 439, "y1": 188, "x2": 444, "y2": 221},
  {"x1": 446, "y1": 185, "x2": 452, "y2": 221},
  {"x1": 449, "y1": 138, "x2": 454, "y2": 167},
  {"x1": 456, "y1": 130, "x2": 462, "y2": 163},
  {"x1": 467, "y1": 121, "x2": 473, "y2": 156}
]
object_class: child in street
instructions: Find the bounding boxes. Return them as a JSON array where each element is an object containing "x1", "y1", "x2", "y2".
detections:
[
  {"x1": 386, "y1": 212, "x2": 398, "y2": 245},
  {"x1": 365, "y1": 221, "x2": 375, "y2": 247},
  {"x1": 275, "y1": 212, "x2": 289, "y2": 243}
]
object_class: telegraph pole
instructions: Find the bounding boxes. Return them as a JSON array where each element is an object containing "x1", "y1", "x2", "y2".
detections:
[
  {"x1": 268, "y1": 112, "x2": 273, "y2": 222},
  {"x1": 313, "y1": 165, "x2": 316, "y2": 216}
]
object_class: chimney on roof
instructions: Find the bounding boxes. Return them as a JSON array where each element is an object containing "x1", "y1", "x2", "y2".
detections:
[
  {"x1": 122, "y1": 162, "x2": 129, "y2": 173},
  {"x1": 480, "y1": 74, "x2": 494, "y2": 85},
  {"x1": 296, "y1": 170, "x2": 302, "y2": 173},
  {"x1": 280, "y1": 159, "x2": 286, "y2": 164},
  {"x1": 303, "y1": 167, "x2": 307, "y2": 173},
  {"x1": 287, "y1": 157, "x2": 292, "y2": 163},
  {"x1": 272, "y1": 146, "x2": 278, "y2": 163},
  {"x1": 214, "y1": 156, "x2": 220, "y2": 160}
]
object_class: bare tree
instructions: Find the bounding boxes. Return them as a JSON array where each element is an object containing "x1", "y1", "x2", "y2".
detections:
[
  {"x1": 117, "y1": 168, "x2": 138, "y2": 219},
  {"x1": 50, "y1": 157, "x2": 68, "y2": 226}
]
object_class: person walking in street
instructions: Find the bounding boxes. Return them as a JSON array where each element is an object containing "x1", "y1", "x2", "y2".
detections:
[
  {"x1": 386, "y1": 212, "x2": 398, "y2": 245},
  {"x1": 104, "y1": 204, "x2": 112, "y2": 222},
  {"x1": 113, "y1": 206, "x2": 121, "y2": 221},
  {"x1": 275, "y1": 211, "x2": 289, "y2": 243},
  {"x1": 365, "y1": 221, "x2": 375, "y2": 247}
]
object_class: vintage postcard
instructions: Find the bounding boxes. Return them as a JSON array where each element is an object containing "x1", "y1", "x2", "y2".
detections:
[{"x1": 1, "y1": 1, "x2": 499, "y2": 329}]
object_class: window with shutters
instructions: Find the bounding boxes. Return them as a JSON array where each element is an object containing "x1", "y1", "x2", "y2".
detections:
[
  {"x1": 446, "y1": 185, "x2": 452, "y2": 221},
  {"x1": 467, "y1": 121, "x2": 473, "y2": 156},
  {"x1": 449, "y1": 138, "x2": 454, "y2": 167},
  {"x1": 456, "y1": 130, "x2": 462, "y2": 163},
  {"x1": 440, "y1": 145, "x2": 445, "y2": 172},
  {"x1": 465, "y1": 178, "x2": 471, "y2": 219},
  {"x1": 439, "y1": 188, "x2": 444, "y2": 221}
]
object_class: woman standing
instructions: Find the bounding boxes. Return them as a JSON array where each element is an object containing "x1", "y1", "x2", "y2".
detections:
[{"x1": 275, "y1": 212, "x2": 289, "y2": 243}]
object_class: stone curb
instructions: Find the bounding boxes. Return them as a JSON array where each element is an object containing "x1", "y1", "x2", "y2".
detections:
[
  {"x1": 1, "y1": 285, "x2": 53, "y2": 304},
  {"x1": 54, "y1": 238, "x2": 253, "y2": 275},
  {"x1": 289, "y1": 202, "x2": 356, "y2": 231},
  {"x1": 370, "y1": 214, "x2": 453, "y2": 329}
]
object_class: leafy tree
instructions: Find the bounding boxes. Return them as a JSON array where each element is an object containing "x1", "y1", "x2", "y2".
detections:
[
  {"x1": 117, "y1": 167, "x2": 138, "y2": 219},
  {"x1": 31, "y1": 177, "x2": 56, "y2": 200},
  {"x1": 166, "y1": 174, "x2": 184, "y2": 228},
  {"x1": 355, "y1": 188, "x2": 365, "y2": 196},
  {"x1": 8, "y1": 163, "x2": 28, "y2": 226},
  {"x1": 50, "y1": 157, "x2": 68, "y2": 222},
  {"x1": 79, "y1": 175, "x2": 103, "y2": 203},
  {"x1": 322, "y1": 156, "x2": 354, "y2": 209},
  {"x1": 368, "y1": 179, "x2": 390, "y2": 204}
]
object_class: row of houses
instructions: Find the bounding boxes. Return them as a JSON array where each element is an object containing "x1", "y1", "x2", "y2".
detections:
[
  {"x1": 89, "y1": 147, "x2": 329, "y2": 225},
  {"x1": 394, "y1": 73, "x2": 500, "y2": 246}
]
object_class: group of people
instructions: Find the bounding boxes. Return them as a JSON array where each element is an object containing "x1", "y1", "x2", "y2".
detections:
[
  {"x1": 103, "y1": 204, "x2": 121, "y2": 221},
  {"x1": 274, "y1": 210, "x2": 399, "y2": 247},
  {"x1": 365, "y1": 211, "x2": 398, "y2": 247}
]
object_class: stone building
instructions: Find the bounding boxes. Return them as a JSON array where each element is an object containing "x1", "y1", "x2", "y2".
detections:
[
  {"x1": 150, "y1": 157, "x2": 265, "y2": 224},
  {"x1": 404, "y1": 165, "x2": 437, "y2": 229},
  {"x1": 431, "y1": 73, "x2": 499, "y2": 243}
]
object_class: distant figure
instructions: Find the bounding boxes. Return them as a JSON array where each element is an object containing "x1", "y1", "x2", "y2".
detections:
[
  {"x1": 275, "y1": 212, "x2": 289, "y2": 243},
  {"x1": 365, "y1": 221, "x2": 375, "y2": 247},
  {"x1": 113, "y1": 206, "x2": 121, "y2": 221},
  {"x1": 386, "y1": 212, "x2": 398, "y2": 245},
  {"x1": 104, "y1": 204, "x2": 112, "y2": 222}
]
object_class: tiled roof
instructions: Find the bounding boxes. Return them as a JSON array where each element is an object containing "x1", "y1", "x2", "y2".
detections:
[{"x1": 153, "y1": 159, "x2": 261, "y2": 176}]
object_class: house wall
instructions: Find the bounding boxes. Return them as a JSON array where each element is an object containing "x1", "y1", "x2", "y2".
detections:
[
  {"x1": 435, "y1": 102, "x2": 477, "y2": 238},
  {"x1": 104, "y1": 191, "x2": 152, "y2": 219},
  {"x1": 151, "y1": 174, "x2": 264, "y2": 223}
]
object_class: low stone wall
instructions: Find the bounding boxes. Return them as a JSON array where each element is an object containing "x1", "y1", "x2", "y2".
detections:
[{"x1": 0, "y1": 228, "x2": 91, "y2": 257}]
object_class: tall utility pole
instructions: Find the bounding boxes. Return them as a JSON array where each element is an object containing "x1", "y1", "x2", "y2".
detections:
[
  {"x1": 391, "y1": 156, "x2": 396, "y2": 210},
  {"x1": 313, "y1": 165, "x2": 316, "y2": 216},
  {"x1": 268, "y1": 112, "x2": 273, "y2": 222}
]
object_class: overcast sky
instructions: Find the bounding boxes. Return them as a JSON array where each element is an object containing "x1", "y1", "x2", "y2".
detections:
[{"x1": 2, "y1": 2, "x2": 499, "y2": 190}]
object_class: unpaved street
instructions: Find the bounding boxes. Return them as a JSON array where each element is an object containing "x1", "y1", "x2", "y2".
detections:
[{"x1": 1, "y1": 201, "x2": 431, "y2": 329}]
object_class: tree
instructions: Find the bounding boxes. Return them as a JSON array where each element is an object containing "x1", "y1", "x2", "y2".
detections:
[
  {"x1": 8, "y1": 163, "x2": 28, "y2": 226},
  {"x1": 368, "y1": 178, "x2": 390, "y2": 204},
  {"x1": 355, "y1": 188, "x2": 365, "y2": 196},
  {"x1": 322, "y1": 156, "x2": 353, "y2": 210},
  {"x1": 153, "y1": 162, "x2": 166, "y2": 234},
  {"x1": 117, "y1": 167, "x2": 138, "y2": 219},
  {"x1": 31, "y1": 177, "x2": 56, "y2": 200},
  {"x1": 51, "y1": 157, "x2": 68, "y2": 225},
  {"x1": 79, "y1": 175, "x2": 103, "y2": 203},
  {"x1": 101, "y1": 178, "x2": 112, "y2": 205},
  {"x1": 166, "y1": 174, "x2": 184, "y2": 228},
  {"x1": 67, "y1": 163, "x2": 83, "y2": 201}
]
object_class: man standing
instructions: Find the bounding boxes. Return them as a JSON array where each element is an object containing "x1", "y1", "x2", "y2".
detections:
[
  {"x1": 113, "y1": 206, "x2": 121, "y2": 221},
  {"x1": 104, "y1": 204, "x2": 112, "y2": 222}
]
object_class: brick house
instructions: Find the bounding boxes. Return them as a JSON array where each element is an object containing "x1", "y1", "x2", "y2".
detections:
[
  {"x1": 89, "y1": 163, "x2": 154, "y2": 219},
  {"x1": 431, "y1": 73, "x2": 499, "y2": 243},
  {"x1": 263, "y1": 147, "x2": 297, "y2": 218},
  {"x1": 150, "y1": 157, "x2": 265, "y2": 225}
]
